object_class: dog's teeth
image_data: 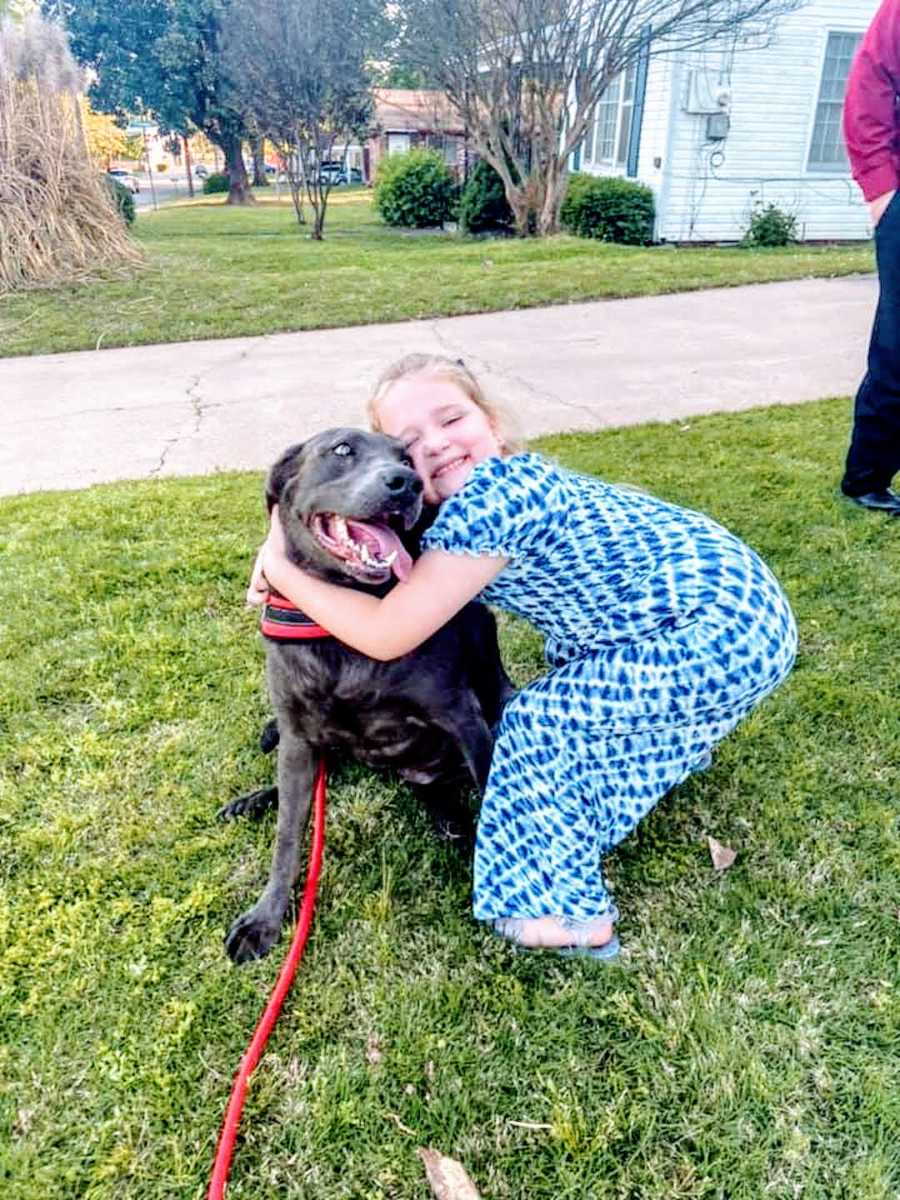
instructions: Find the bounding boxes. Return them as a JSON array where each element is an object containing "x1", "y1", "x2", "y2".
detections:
[
  {"x1": 360, "y1": 544, "x2": 372, "y2": 564},
  {"x1": 333, "y1": 515, "x2": 348, "y2": 541},
  {"x1": 384, "y1": 550, "x2": 397, "y2": 566}
]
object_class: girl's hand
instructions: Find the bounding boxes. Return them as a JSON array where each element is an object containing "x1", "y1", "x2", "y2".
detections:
[
  {"x1": 245, "y1": 544, "x2": 269, "y2": 607},
  {"x1": 245, "y1": 504, "x2": 289, "y2": 608}
]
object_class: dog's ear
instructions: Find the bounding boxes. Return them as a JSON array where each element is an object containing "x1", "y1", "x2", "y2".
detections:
[{"x1": 265, "y1": 442, "x2": 305, "y2": 512}]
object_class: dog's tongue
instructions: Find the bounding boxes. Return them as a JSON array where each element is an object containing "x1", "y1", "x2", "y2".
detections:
[{"x1": 346, "y1": 520, "x2": 413, "y2": 581}]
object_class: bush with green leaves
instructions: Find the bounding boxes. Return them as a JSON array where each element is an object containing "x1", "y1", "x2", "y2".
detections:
[
  {"x1": 743, "y1": 202, "x2": 798, "y2": 247},
  {"x1": 374, "y1": 149, "x2": 456, "y2": 229},
  {"x1": 561, "y1": 173, "x2": 655, "y2": 245},
  {"x1": 103, "y1": 175, "x2": 135, "y2": 226},
  {"x1": 458, "y1": 158, "x2": 514, "y2": 235},
  {"x1": 202, "y1": 172, "x2": 229, "y2": 195}
]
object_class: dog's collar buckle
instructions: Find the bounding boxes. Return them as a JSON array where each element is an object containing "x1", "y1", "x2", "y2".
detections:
[{"x1": 260, "y1": 592, "x2": 332, "y2": 641}]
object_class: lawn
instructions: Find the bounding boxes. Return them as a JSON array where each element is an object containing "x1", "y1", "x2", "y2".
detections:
[
  {"x1": 2, "y1": 398, "x2": 899, "y2": 1200},
  {"x1": 0, "y1": 190, "x2": 875, "y2": 358}
]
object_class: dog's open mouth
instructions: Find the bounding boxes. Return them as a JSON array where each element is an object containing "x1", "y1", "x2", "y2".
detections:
[{"x1": 309, "y1": 513, "x2": 414, "y2": 582}]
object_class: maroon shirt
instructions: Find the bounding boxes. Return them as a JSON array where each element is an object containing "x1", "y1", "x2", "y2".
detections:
[{"x1": 844, "y1": 0, "x2": 900, "y2": 200}]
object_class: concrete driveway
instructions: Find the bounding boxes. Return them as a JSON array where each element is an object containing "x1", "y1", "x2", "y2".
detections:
[{"x1": 0, "y1": 274, "x2": 874, "y2": 496}]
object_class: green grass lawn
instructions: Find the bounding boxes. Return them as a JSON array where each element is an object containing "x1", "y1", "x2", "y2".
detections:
[
  {"x1": 2, "y1": 398, "x2": 899, "y2": 1199},
  {"x1": 0, "y1": 191, "x2": 875, "y2": 358}
]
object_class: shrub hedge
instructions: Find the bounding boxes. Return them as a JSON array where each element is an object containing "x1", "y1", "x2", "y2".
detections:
[
  {"x1": 103, "y1": 176, "x2": 135, "y2": 226},
  {"x1": 561, "y1": 173, "x2": 655, "y2": 245},
  {"x1": 743, "y1": 202, "x2": 798, "y2": 247},
  {"x1": 458, "y1": 158, "x2": 514, "y2": 235},
  {"x1": 202, "y1": 172, "x2": 229, "y2": 195},
  {"x1": 374, "y1": 149, "x2": 456, "y2": 228}
]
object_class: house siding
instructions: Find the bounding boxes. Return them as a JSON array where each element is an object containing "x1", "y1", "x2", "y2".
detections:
[{"x1": 577, "y1": 0, "x2": 878, "y2": 242}]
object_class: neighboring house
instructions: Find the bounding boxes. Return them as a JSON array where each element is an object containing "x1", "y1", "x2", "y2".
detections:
[
  {"x1": 571, "y1": 0, "x2": 877, "y2": 242},
  {"x1": 367, "y1": 89, "x2": 468, "y2": 181}
]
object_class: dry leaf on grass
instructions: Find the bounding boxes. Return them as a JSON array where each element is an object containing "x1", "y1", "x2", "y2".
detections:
[
  {"x1": 417, "y1": 1148, "x2": 482, "y2": 1200},
  {"x1": 365, "y1": 1034, "x2": 382, "y2": 1065},
  {"x1": 707, "y1": 835, "x2": 737, "y2": 872}
]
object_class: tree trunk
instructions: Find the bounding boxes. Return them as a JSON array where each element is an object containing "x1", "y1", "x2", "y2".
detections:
[
  {"x1": 537, "y1": 164, "x2": 567, "y2": 236},
  {"x1": 182, "y1": 135, "x2": 194, "y2": 198},
  {"x1": 221, "y1": 134, "x2": 256, "y2": 205},
  {"x1": 251, "y1": 135, "x2": 269, "y2": 187},
  {"x1": 288, "y1": 176, "x2": 306, "y2": 225}
]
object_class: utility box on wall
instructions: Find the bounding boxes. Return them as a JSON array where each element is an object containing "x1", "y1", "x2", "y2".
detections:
[
  {"x1": 706, "y1": 111, "x2": 730, "y2": 140},
  {"x1": 684, "y1": 68, "x2": 724, "y2": 114}
]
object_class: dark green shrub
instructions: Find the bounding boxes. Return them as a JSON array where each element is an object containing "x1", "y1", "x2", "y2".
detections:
[
  {"x1": 374, "y1": 149, "x2": 456, "y2": 228},
  {"x1": 559, "y1": 172, "x2": 595, "y2": 226},
  {"x1": 561, "y1": 173, "x2": 655, "y2": 245},
  {"x1": 103, "y1": 176, "x2": 135, "y2": 226},
  {"x1": 458, "y1": 158, "x2": 514, "y2": 235},
  {"x1": 202, "y1": 172, "x2": 229, "y2": 195},
  {"x1": 743, "y1": 202, "x2": 797, "y2": 247}
]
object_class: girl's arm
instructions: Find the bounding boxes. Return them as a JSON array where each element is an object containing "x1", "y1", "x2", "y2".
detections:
[{"x1": 258, "y1": 508, "x2": 507, "y2": 661}]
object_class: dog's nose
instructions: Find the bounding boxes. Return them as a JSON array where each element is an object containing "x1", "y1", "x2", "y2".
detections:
[{"x1": 385, "y1": 471, "x2": 422, "y2": 495}]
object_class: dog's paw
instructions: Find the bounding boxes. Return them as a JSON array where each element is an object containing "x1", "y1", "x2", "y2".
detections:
[
  {"x1": 260, "y1": 719, "x2": 280, "y2": 754},
  {"x1": 217, "y1": 786, "x2": 278, "y2": 823},
  {"x1": 224, "y1": 905, "x2": 283, "y2": 964}
]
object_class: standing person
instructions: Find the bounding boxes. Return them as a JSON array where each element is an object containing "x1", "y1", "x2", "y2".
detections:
[
  {"x1": 841, "y1": 0, "x2": 900, "y2": 513},
  {"x1": 248, "y1": 355, "x2": 797, "y2": 960}
]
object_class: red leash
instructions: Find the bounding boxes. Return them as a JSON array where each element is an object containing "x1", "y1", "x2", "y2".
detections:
[{"x1": 208, "y1": 761, "x2": 327, "y2": 1198}]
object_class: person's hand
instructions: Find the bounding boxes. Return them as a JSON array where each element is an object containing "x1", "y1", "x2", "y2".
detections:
[
  {"x1": 245, "y1": 505, "x2": 289, "y2": 607},
  {"x1": 868, "y1": 189, "x2": 896, "y2": 227},
  {"x1": 245, "y1": 544, "x2": 269, "y2": 607}
]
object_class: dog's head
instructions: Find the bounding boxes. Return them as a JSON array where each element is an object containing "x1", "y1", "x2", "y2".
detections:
[{"x1": 266, "y1": 429, "x2": 425, "y2": 587}]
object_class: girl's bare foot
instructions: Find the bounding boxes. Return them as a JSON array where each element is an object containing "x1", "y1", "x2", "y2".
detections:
[{"x1": 494, "y1": 913, "x2": 615, "y2": 949}]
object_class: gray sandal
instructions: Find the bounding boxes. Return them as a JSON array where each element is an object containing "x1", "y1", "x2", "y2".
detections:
[{"x1": 493, "y1": 906, "x2": 621, "y2": 961}]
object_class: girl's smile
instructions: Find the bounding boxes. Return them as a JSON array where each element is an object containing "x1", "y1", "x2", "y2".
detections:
[{"x1": 374, "y1": 375, "x2": 503, "y2": 504}]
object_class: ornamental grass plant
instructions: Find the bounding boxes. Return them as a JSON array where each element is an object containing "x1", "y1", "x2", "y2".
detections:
[{"x1": 0, "y1": 14, "x2": 142, "y2": 295}]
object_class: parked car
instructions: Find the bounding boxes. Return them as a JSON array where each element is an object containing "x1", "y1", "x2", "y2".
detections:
[
  {"x1": 317, "y1": 161, "x2": 363, "y2": 186},
  {"x1": 317, "y1": 160, "x2": 345, "y2": 185},
  {"x1": 107, "y1": 168, "x2": 140, "y2": 194}
]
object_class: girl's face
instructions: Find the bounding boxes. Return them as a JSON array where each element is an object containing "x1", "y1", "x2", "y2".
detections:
[{"x1": 375, "y1": 375, "x2": 503, "y2": 504}]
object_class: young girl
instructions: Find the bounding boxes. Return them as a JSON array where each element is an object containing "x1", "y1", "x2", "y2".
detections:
[{"x1": 249, "y1": 354, "x2": 797, "y2": 959}]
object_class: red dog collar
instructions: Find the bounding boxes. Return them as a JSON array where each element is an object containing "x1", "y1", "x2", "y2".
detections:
[{"x1": 260, "y1": 592, "x2": 332, "y2": 641}]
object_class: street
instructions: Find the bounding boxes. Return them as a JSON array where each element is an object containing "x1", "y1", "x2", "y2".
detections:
[{"x1": 132, "y1": 171, "x2": 205, "y2": 210}]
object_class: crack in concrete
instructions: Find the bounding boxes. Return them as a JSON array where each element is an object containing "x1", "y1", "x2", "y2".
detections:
[
  {"x1": 186, "y1": 373, "x2": 205, "y2": 435},
  {"x1": 149, "y1": 373, "x2": 203, "y2": 477},
  {"x1": 147, "y1": 345, "x2": 258, "y2": 478},
  {"x1": 429, "y1": 320, "x2": 603, "y2": 423}
]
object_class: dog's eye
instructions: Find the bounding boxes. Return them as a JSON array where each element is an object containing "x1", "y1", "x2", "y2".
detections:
[{"x1": 332, "y1": 443, "x2": 353, "y2": 457}]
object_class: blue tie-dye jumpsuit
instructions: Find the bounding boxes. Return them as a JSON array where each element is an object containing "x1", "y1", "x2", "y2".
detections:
[{"x1": 420, "y1": 453, "x2": 797, "y2": 923}]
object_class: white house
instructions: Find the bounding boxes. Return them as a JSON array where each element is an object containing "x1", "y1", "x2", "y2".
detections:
[{"x1": 572, "y1": 0, "x2": 878, "y2": 242}]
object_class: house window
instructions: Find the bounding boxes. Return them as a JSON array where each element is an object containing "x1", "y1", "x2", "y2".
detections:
[
  {"x1": 387, "y1": 132, "x2": 411, "y2": 156},
  {"x1": 807, "y1": 31, "x2": 862, "y2": 172},
  {"x1": 584, "y1": 66, "x2": 635, "y2": 167}
]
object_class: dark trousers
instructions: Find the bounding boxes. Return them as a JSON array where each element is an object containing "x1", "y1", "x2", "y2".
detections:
[{"x1": 842, "y1": 193, "x2": 900, "y2": 495}]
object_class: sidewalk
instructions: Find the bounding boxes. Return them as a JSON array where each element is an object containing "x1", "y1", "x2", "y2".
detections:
[{"x1": 0, "y1": 274, "x2": 875, "y2": 496}]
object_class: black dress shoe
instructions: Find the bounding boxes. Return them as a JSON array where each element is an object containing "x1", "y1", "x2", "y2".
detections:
[{"x1": 843, "y1": 489, "x2": 900, "y2": 514}]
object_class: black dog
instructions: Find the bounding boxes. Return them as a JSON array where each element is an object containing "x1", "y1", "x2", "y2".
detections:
[{"x1": 222, "y1": 429, "x2": 514, "y2": 964}]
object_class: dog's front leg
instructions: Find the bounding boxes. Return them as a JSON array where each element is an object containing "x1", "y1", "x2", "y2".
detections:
[{"x1": 224, "y1": 732, "x2": 315, "y2": 964}]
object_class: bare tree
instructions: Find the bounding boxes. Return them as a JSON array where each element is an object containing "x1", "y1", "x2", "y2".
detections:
[
  {"x1": 224, "y1": 0, "x2": 376, "y2": 239},
  {"x1": 396, "y1": 0, "x2": 804, "y2": 236}
]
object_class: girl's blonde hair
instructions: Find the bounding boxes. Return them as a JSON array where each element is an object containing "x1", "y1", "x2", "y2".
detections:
[{"x1": 367, "y1": 353, "x2": 524, "y2": 454}]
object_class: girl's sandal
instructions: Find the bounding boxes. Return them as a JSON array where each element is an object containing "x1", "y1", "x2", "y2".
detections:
[{"x1": 493, "y1": 907, "x2": 621, "y2": 962}]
